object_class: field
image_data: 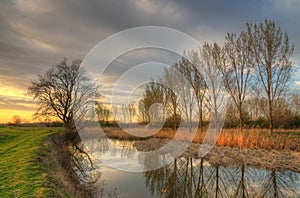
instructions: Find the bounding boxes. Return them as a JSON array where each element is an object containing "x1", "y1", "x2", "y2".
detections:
[{"x1": 0, "y1": 126, "x2": 62, "y2": 197}]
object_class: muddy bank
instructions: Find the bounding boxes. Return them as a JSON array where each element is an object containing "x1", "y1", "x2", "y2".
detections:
[{"x1": 134, "y1": 138, "x2": 300, "y2": 173}]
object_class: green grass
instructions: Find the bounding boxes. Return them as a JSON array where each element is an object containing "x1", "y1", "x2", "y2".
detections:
[{"x1": 0, "y1": 126, "x2": 62, "y2": 197}]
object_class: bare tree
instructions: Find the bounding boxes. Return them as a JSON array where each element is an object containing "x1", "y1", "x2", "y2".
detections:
[
  {"x1": 221, "y1": 30, "x2": 255, "y2": 131},
  {"x1": 95, "y1": 102, "x2": 111, "y2": 124},
  {"x1": 120, "y1": 104, "x2": 129, "y2": 124},
  {"x1": 291, "y1": 92, "x2": 300, "y2": 115},
  {"x1": 196, "y1": 42, "x2": 228, "y2": 142},
  {"x1": 128, "y1": 103, "x2": 136, "y2": 124},
  {"x1": 140, "y1": 82, "x2": 166, "y2": 125},
  {"x1": 164, "y1": 69, "x2": 180, "y2": 130},
  {"x1": 12, "y1": 115, "x2": 22, "y2": 125},
  {"x1": 137, "y1": 98, "x2": 148, "y2": 124},
  {"x1": 174, "y1": 61, "x2": 198, "y2": 132},
  {"x1": 27, "y1": 58, "x2": 98, "y2": 133},
  {"x1": 247, "y1": 19, "x2": 294, "y2": 135},
  {"x1": 178, "y1": 54, "x2": 208, "y2": 129}
]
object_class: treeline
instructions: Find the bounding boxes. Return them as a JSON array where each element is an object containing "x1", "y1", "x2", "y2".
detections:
[
  {"x1": 224, "y1": 95, "x2": 300, "y2": 129},
  {"x1": 97, "y1": 19, "x2": 298, "y2": 133}
]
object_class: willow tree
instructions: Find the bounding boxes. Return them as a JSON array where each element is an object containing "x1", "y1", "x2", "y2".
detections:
[
  {"x1": 247, "y1": 19, "x2": 294, "y2": 135},
  {"x1": 27, "y1": 58, "x2": 98, "y2": 132}
]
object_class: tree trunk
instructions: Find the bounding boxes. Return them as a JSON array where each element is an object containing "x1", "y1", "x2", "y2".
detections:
[
  {"x1": 272, "y1": 170, "x2": 278, "y2": 198},
  {"x1": 241, "y1": 164, "x2": 246, "y2": 198},
  {"x1": 173, "y1": 109, "x2": 177, "y2": 130},
  {"x1": 63, "y1": 119, "x2": 79, "y2": 145},
  {"x1": 199, "y1": 108, "x2": 203, "y2": 132},
  {"x1": 238, "y1": 107, "x2": 243, "y2": 132},
  {"x1": 268, "y1": 99, "x2": 273, "y2": 136},
  {"x1": 215, "y1": 166, "x2": 219, "y2": 198}
]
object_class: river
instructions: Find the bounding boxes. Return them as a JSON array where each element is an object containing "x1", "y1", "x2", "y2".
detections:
[{"x1": 78, "y1": 139, "x2": 300, "y2": 197}]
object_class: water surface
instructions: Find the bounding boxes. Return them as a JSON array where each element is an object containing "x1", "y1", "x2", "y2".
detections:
[{"x1": 85, "y1": 140, "x2": 300, "y2": 197}]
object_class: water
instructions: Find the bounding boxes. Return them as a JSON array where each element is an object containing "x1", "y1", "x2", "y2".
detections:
[{"x1": 82, "y1": 139, "x2": 300, "y2": 198}]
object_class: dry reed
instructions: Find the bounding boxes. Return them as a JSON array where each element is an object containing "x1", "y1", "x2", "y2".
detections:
[{"x1": 102, "y1": 127, "x2": 300, "y2": 151}]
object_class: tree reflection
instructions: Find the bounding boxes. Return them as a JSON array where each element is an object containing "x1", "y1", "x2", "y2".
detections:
[
  {"x1": 81, "y1": 139, "x2": 299, "y2": 197},
  {"x1": 260, "y1": 169, "x2": 300, "y2": 198},
  {"x1": 144, "y1": 157, "x2": 300, "y2": 198},
  {"x1": 233, "y1": 164, "x2": 248, "y2": 198}
]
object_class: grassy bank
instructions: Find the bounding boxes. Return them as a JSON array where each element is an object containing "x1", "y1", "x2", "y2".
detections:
[
  {"x1": 0, "y1": 126, "x2": 100, "y2": 198},
  {"x1": 103, "y1": 127, "x2": 300, "y2": 151},
  {"x1": 0, "y1": 126, "x2": 62, "y2": 197}
]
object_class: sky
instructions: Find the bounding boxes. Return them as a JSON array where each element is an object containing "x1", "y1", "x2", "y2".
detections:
[{"x1": 0, "y1": 0, "x2": 300, "y2": 123}]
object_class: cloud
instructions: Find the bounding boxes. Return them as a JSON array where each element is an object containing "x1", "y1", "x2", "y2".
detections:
[
  {"x1": 0, "y1": 96, "x2": 36, "y2": 111},
  {"x1": 1, "y1": 0, "x2": 299, "y2": 85},
  {"x1": 93, "y1": 48, "x2": 180, "y2": 106},
  {"x1": 1, "y1": 0, "x2": 300, "y2": 121}
]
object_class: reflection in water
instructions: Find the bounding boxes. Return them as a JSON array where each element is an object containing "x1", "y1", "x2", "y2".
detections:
[
  {"x1": 86, "y1": 137, "x2": 176, "y2": 172},
  {"x1": 85, "y1": 140, "x2": 299, "y2": 198},
  {"x1": 145, "y1": 157, "x2": 300, "y2": 198}
]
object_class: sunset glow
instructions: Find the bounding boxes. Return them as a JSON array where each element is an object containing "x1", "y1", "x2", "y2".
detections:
[
  {"x1": 0, "y1": 85, "x2": 37, "y2": 123},
  {"x1": 0, "y1": 0, "x2": 300, "y2": 125}
]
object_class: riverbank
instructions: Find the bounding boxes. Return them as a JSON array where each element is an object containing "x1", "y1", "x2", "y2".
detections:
[
  {"x1": 0, "y1": 126, "x2": 97, "y2": 197},
  {"x1": 104, "y1": 127, "x2": 300, "y2": 172},
  {"x1": 0, "y1": 127, "x2": 62, "y2": 197},
  {"x1": 134, "y1": 138, "x2": 300, "y2": 173},
  {"x1": 104, "y1": 127, "x2": 300, "y2": 152}
]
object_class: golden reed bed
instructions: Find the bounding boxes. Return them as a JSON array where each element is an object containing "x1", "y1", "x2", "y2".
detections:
[{"x1": 102, "y1": 127, "x2": 300, "y2": 152}]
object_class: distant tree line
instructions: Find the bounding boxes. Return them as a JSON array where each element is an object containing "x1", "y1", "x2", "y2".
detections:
[{"x1": 100, "y1": 20, "x2": 297, "y2": 134}]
